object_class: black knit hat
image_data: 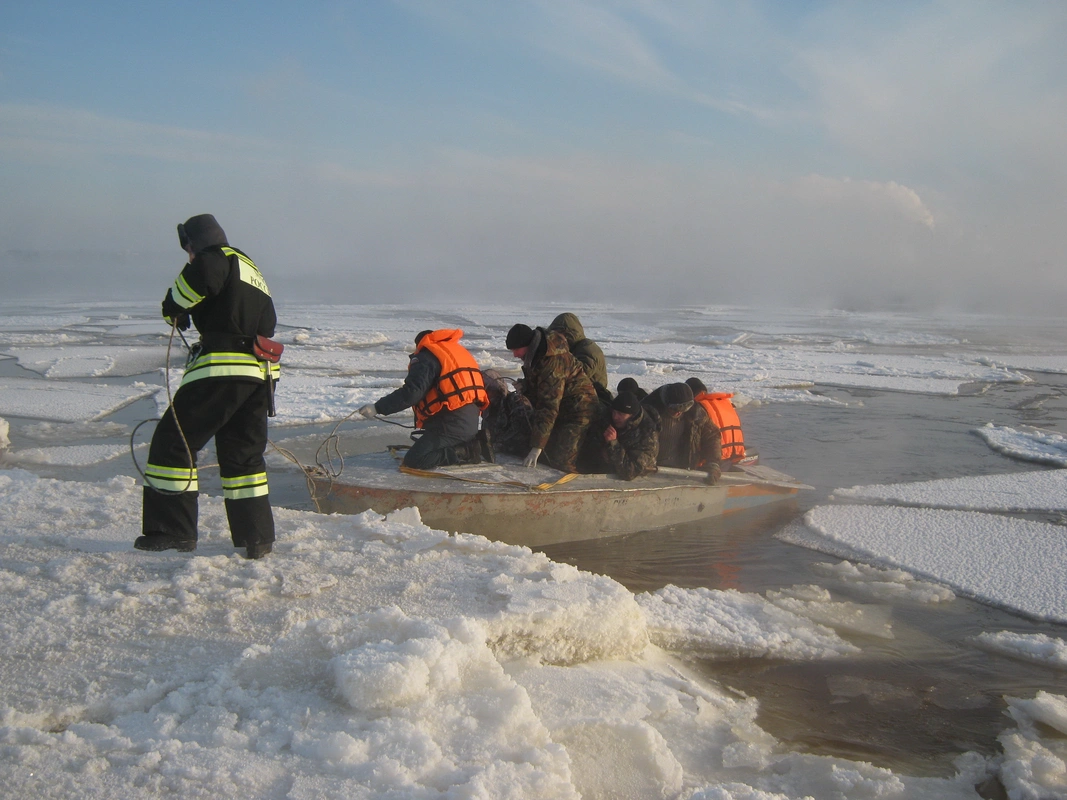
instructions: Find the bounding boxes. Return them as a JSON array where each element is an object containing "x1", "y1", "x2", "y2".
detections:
[
  {"x1": 685, "y1": 377, "x2": 707, "y2": 395},
  {"x1": 662, "y1": 382, "x2": 694, "y2": 411},
  {"x1": 617, "y1": 377, "x2": 641, "y2": 394},
  {"x1": 506, "y1": 324, "x2": 535, "y2": 349},
  {"x1": 611, "y1": 391, "x2": 640, "y2": 416},
  {"x1": 414, "y1": 330, "x2": 433, "y2": 345}
]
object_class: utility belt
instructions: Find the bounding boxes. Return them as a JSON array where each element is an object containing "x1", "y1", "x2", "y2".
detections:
[
  {"x1": 192, "y1": 332, "x2": 284, "y2": 363},
  {"x1": 182, "y1": 332, "x2": 284, "y2": 417},
  {"x1": 198, "y1": 332, "x2": 255, "y2": 354}
]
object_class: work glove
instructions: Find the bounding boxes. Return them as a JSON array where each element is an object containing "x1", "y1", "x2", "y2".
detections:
[
  {"x1": 522, "y1": 447, "x2": 542, "y2": 468},
  {"x1": 162, "y1": 314, "x2": 191, "y2": 331},
  {"x1": 357, "y1": 404, "x2": 378, "y2": 419},
  {"x1": 704, "y1": 463, "x2": 722, "y2": 485},
  {"x1": 161, "y1": 291, "x2": 184, "y2": 321}
]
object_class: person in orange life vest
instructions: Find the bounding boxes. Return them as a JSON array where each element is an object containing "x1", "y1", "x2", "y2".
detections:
[
  {"x1": 358, "y1": 330, "x2": 492, "y2": 469},
  {"x1": 685, "y1": 377, "x2": 746, "y2": 466}
]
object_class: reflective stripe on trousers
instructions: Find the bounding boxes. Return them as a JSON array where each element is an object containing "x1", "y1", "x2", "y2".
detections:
[
  {"x1": 144, "y1": 462, "x2": 198, "y2": 493},
  {"x1": 221, "y1": 472, "x2": 269, "y2": 500}
]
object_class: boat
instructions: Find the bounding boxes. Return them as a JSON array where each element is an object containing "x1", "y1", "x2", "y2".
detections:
[{"x1": 311, "y1": 451, "x2": 811, "y2": 547}]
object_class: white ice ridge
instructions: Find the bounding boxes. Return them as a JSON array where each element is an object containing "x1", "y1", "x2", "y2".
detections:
[
  {"x1": 998, "y1": 692, "x2": 1067, "y2": 799},
  {"x1": 0, "y1": 469, "x2": 1005, "y2": 799},
  {"x1": 975, "y1": 423, "x2": 1067, "y2": 467},
  {"x1": 802, "y1": 505, "x2": 1067, "y2": 623},
  {"x1": 835, "y1": 468, "x2": 1067, "y2": 512},
  {"x1": 975, "y1": 631, "x2": 1067, "y2": 670}
]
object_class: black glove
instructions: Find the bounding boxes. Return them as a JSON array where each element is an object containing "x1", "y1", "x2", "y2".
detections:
[
  {"x1": 705, "y1": 463, "x2": 722, "y2": 485},
  {"x1": 162, "y1": 291, "x2": 184, "y2": 321},
  {"x1": 174, "y1": 314, "x2": 191, "y2": 331}
]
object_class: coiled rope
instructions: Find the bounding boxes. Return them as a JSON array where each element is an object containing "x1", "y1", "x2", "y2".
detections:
[{"x1": 130, "y1": 319, "x2": 414, "y2": 511}]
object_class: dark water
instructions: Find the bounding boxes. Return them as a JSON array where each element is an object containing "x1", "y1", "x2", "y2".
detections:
[{"x1": 539, "y1": 374, "x2": 1067, "y2": 778}]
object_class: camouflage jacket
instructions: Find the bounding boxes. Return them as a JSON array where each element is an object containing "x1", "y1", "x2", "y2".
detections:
[
  {"x1": 522, "y1": 329, "x2": 599, "y2": 450},
  {"x1": 643, "y1": 390, "x2": 722, "y2": 470},
  {"x1": 586, "y1": 405, "x2": 659, "y2": 480}
]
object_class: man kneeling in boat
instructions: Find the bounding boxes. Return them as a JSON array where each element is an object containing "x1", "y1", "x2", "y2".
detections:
[
  {"x1": 580, "y1": 391, "x2": 659, "y2": 480},
  {"x1": 358, "y1": 330, "x2": 492, "y2": 469},
  {"x1": 643, "y1": 382, "x2": 723, "y2": 485}
]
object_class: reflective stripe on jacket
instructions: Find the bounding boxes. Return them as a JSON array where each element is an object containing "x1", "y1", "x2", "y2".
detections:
[
  {"x1": 411, "y1": 329, "x2": 489, "y2": 428},
  {"x1": 695, "y1": 392, "x2": 745, "y2": 461},
  {"x1": 167, "y1": 246, "x2": 281, "y2": 387}
]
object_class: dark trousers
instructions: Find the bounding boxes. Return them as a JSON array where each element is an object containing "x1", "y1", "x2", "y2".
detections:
[
  {"x1": 402, "y1": 404, "x2": 480, "y2": 470},
  {"x1": 142, "y1": 378, "x2": 275, "y2": 547},
  {"x1": 402, "y1": 429, "x2": 467, "y2": 469}
]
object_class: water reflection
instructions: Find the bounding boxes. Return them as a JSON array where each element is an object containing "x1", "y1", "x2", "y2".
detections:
[{"x1": 539, "y1": 508, "x2": 1067, "y2": 778}]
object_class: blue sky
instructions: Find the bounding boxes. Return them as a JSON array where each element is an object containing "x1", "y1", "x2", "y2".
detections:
[{"x1": 1, "y1": 1, "x2": 1065, "y2": 310}]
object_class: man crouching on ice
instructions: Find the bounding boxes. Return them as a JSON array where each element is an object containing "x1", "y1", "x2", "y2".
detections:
[{"x1": 359, "y1": 330, "x2": 492, "y2": 469}]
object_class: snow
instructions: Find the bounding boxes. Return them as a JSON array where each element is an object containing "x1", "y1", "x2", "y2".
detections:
[
  {"x1": 0, "y1": 468, "x2": 991, "y2": 799},
  {"x1": 3, "y1": 301, "x2": 1067, "y2": 798},
  {"x1": 799, "y1": 506, "x2": 1067, "y2": 623},
  {"x1": 834, "y1": 467, "x2": 1067, "y2": 512},
  {"x1": 975, "y1": 423, "x2": 1067, "y2": 467},
  {"x1": 975, "y1": 632, "x2": 1067, "y2": 670}
]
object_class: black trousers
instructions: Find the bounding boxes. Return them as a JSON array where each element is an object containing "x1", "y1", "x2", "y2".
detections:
[
  {"x1": 402, "y1": 404, "x2": 479, "y2": 469},
  {"x1": 142, "y1": 378, "x2": 275, "y2": 547}
]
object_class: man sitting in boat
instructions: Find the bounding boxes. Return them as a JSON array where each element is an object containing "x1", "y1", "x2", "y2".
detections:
[
  {"x1": 479, "y1": 369, "x2": 533, "y2": 458},
  {"x1": 616, "y1": 376, "x2": 648, "y2": 401},
  {"x1": 358, "y1": 330, "x2": 492, "y2": 469},
  {"x1": 547, "y1": 312, "x2": 612, "y2": 402},
  {"x1": 580, "y1": 391, "x2": 659, "y2": 480},
  {"x1": 506, "y1": 323, "x2": 599, "y2": 473},
  {"x1": 642, "y1": 382, "x2": 723, "y2": 484},
  {"x1": 685, "y1": 377, "x2": 747, "y2": 467}
]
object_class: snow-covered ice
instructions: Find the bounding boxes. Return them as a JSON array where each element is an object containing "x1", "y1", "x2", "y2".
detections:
[
  {"x1": 3, "y1": 301, "x2": 1067, "y2": 798},
  {"x1": 798, "y1": 505, "x2": 1067, "y2": 623},
  {"x1": 0, "y1": 377, "x2": 156, "y2": 422},
  {"x1": 0, "y1": 469, "x2": 995, "y2": 799}
]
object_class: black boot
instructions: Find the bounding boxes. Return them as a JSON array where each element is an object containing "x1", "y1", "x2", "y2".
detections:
[
  {"x1": 134, "y1": 534, "x2": 197, "y2": 553},
  {"x1": 454, "y1": 438, "x2": 483, "y2": 465},
  {"x1": 245, "y1": 541, "x2": 273, "y2": 559}
]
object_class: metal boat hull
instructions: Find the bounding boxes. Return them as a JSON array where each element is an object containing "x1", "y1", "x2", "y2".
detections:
[{"x1": 313, "y1": 453, "x2": 805, "y2": 547}]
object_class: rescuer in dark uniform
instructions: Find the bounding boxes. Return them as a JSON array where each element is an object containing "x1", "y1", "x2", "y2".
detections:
[{"x1": 137, "y1": 214, "x2": 280, "y2": 558}]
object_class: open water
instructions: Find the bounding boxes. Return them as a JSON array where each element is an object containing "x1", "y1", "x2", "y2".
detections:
[{"x1": 542, "y1": 371, "x2": 1067, "y2": 781}]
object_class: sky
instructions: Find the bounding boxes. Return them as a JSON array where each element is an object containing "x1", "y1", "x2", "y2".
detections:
[{"x1": 1, "y1": 1, "x2": 1065, "y2": 311}]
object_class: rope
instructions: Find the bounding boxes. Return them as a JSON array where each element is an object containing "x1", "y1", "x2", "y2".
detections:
[{"x1": 129, "y1": 318, "x2": 197, "y2": 495}]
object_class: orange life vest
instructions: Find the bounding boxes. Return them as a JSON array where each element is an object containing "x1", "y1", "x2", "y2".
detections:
[
  {"x1": 412, "y1": 329, "x2": 490, "y2": 428},
  {"x1": 694, "y1": 391, "x2": 746, "y2": 462}
]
